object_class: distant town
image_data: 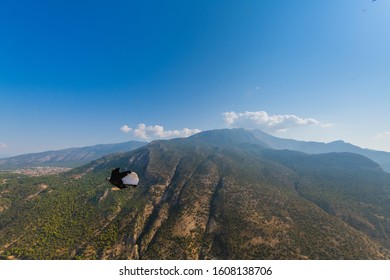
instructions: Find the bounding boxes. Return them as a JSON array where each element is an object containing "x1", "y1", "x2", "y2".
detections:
[{"x1": 3, "y1": 167, "x2": 72, "y2": 176}]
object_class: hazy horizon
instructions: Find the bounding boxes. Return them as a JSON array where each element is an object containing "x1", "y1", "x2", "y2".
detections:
[{"x1": 1, "y1": 128, "x2": 389, "y2": 159}]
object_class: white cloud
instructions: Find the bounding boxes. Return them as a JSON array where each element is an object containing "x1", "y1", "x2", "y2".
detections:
[
  {"x1": 223, "y1": 110, "x2": 325, "y2": 132},
  {"x1": 375, "y1": 132, "x2": 390, "y2": 140},
  {"x1": 120, "y1": 123, "x2": 201, "y2": 140},
  {"x1": 120, "y1": 125, "x2": 132, "y2": 133},
  {"x1": 0, "y1": 142, "x2": 7, "y2": 149}
]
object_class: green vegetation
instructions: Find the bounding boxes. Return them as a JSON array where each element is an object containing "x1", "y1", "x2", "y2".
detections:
[{"x1": 1, "y1": 130, "x2": 389, "y2": 259}]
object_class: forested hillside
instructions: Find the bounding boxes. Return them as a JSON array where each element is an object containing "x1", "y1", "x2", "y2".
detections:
[{"x1": 1, "y1": 129, "x2": 389, "y2": 259}]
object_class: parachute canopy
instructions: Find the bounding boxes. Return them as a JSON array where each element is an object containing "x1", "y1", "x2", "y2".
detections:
[
  {"x1": 122, "y1": 172, "x2": 139, "y2": 186},
  {"x1": 107, "y1": 167, "x2": 139, "y2": 189}
]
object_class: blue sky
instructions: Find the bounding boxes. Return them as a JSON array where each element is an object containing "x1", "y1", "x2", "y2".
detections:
[{"x1": 1, "y1": 0, "x2": 389, "y2": 156}]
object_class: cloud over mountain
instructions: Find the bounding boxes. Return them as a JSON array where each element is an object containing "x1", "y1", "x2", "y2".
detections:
[
  {"x1": 223, "y1": 110, "x2": 323, "y2": 132},
  {"x1": 0, "y1": 142, "x2": 7, "y2": 149},
  {"x1": 120, "y1": 125, "x2": 132, "y2": 133},
  {"x1": 120, "y1": 123, "x2": 201, "y2": 140}
]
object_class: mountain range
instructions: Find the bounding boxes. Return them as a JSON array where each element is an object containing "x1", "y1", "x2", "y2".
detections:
[
  {"x1": 250, "y1": 129, "x2": 390, "y2": 173},
  {"x1": 2, "y1": 130, "x2": 390, "y2": 173},
  {"x1": 0, "y1": 129, "x2": 389, "y2": 259},
  {"x1": 0, "y1": 141, "x2": 146, "y2": 169}
]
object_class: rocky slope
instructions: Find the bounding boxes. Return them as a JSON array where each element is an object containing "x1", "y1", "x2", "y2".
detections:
[{"x1": 0, "y1": 129, "x2": 389, "y2": 259}]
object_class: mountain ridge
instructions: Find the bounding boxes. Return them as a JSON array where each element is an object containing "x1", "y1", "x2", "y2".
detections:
[
  {"x1": 250, "y1": 129, "x2": 390, "y2": 172},
  {"x1": 2, "y1": 128, "x2": 390, "y2": 172},
  {"x1": 63, "y1": 129, "x2": 390, "y2": 258},
  {"x1": 0, "y1": 141, "x2": 147, "y2": 169},
  {"x1": 1, "y1": 129, "x2": 389, "y2": 259}
]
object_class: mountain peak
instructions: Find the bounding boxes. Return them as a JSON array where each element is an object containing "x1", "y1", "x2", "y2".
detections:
[
  {"x1": 1, "y1": 127, "x2": 390, "y2": 260},
  {"x1": 188, "y1": 128, "x2": 270, "y2": 148}
]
